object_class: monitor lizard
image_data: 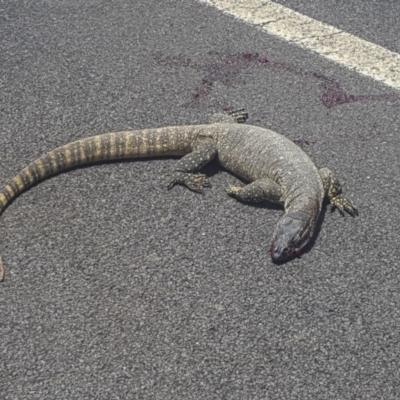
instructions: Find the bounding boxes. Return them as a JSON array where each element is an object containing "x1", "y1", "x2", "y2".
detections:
[{"x1": 0, "y1": 110, "x2": 357, "y2": 281}]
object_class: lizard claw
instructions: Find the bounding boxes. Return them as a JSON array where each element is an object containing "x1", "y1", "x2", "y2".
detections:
[
  {"x1": 226, "y1": 184, "x2": 243, "y2": 197},
  {"x1": 330, "y1": 194, "x2": 358, "y2": 217}
]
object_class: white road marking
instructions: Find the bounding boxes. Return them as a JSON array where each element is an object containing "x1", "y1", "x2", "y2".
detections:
[{"x1": 198, "y1": 0, "x2": 400, "y2": 90}]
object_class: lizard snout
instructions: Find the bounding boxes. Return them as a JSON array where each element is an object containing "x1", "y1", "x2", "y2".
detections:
[{"x1": 270, "y1": 212, "x2": 314, "y2": 262}]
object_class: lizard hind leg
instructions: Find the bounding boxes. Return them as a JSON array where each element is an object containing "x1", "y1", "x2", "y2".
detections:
[
  {"x1": 319, "y1": 167, "x2": 358, "y2": 216},
  {"x1": 226, "y1": 178, "x2": 284, "y2": 205}
]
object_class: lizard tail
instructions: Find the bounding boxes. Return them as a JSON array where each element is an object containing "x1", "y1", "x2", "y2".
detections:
[
  {"x1": 0, "y1": 126, "x2": 198, "y2": 281},
  {"x1": 0, "y1": 127, "x2": 196, "y2": 214}
]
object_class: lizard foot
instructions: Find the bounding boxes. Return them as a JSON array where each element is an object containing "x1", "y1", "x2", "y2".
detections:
[
  {"x1": 319, "y1": 168, "x2": 358, "y2": 217},
  {"x1": 227, "y1": 108, "x2": 248, "y2": 124},
  {"x1": 167, "y1": 172, "x2": 210, "y2": 193},
  {"x1": 330, "y1": 194, "x2": 358, "y2": 217},
  {"x1": 226, "y1": 185, "x2": 243, "y2": 197}
]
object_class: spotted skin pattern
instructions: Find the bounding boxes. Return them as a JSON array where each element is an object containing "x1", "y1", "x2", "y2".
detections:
[
  {"x1": 227, "y1": 178, "x2": 283, "y2": 204},
  {"x1": 319, "y1": 167, "x2": 358, "y2": 216},
  {"x1": 0, "y1": 110, "x2": 357, "y2": 281},
  {"x1": 167, "y1": 138, "x2": 217, "y2": 192}
]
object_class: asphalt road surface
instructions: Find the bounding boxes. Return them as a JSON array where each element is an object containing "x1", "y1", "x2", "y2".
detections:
[{"x1": 1, "y1": 1, "x2": 400, "y2": 399}]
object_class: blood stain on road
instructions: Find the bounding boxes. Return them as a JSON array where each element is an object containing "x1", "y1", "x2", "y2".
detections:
[{"x1": 157, "y1": 52, "x2": 400, "y2": 109}]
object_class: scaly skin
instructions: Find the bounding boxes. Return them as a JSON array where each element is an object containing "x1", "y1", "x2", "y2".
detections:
[{"x1": 0, "y1": 111, "x2": 357, "y2": 281}]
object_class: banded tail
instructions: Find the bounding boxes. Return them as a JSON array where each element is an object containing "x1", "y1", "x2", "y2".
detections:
[{"x1": 0, "y1": 125, "x2": 200, "y2": 281}]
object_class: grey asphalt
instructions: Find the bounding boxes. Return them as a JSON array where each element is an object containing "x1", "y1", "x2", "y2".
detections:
[{"x1": 1, "y1": 1, "x2": 400, "y2": 399}]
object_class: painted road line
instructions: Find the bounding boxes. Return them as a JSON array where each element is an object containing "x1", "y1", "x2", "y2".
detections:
[{"x1": 198, "y1": 0, "x2": 400, "y2": 90}]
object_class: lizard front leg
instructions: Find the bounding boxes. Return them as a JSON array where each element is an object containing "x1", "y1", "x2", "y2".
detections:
[
  {"x1": 167, "y1": 109, "x2": 247, "y2": 193},
  {"x1": 227, "y1": 178, "x2": 283, "y2": 205},
  {"x1": 167, "y1": 137, "x2": 217, "y2": 192},
  {"x1": 319, "y1": 167, "x2": 358, "y2": 216}
]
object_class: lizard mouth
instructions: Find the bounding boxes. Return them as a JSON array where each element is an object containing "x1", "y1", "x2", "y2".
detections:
[{"x1": 269, "y1": 238, "x2": 308, "y2": 262}]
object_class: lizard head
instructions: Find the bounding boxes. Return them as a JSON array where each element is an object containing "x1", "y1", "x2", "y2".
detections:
[{"x1": 270, "y1": 211, "x2": 316, "y2": 262}]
